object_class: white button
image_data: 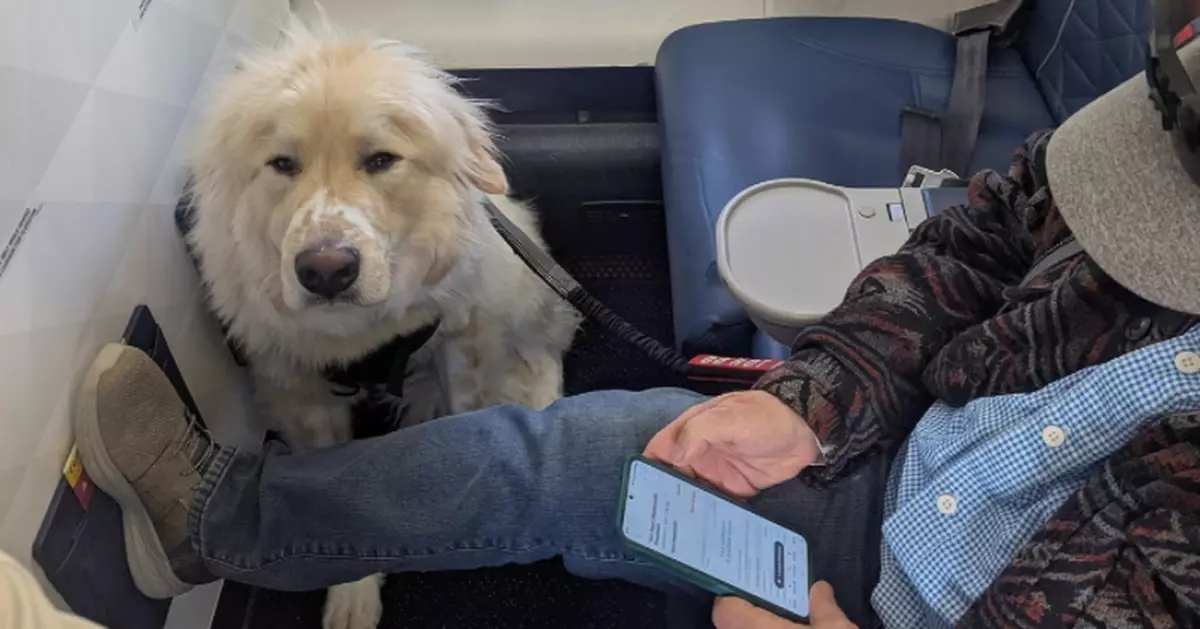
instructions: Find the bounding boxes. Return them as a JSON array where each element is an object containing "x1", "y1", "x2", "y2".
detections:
[
  {"x1": 1177, "y1": 351, "x2": 1200, "y2": 374},
  {"x1": 857, "y1": 206, "x2": 877, "y2": 218},
  {"x1": 936, "y1": 494, "x2": 958, "y2": 515},
  {"x1": 1042, "y1": 425, "x2": 1066, "y2": 447}
]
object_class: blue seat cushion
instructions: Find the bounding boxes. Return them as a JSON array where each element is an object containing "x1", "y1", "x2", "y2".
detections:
[
  {"x1": 657, "y1": 17, "x2": 1055, "y2": 356},
  {"x1": 753, "y1": 332, "x2": 793, "y2": 360}
]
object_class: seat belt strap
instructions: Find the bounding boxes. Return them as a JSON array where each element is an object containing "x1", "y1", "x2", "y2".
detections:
[
  {"x1": 898, "y1": 0, "x2": 1025, "y2": 178},
  {"x1": 939, "y1": 29, "x2": 990, "y2": 175},
  {"x1": 900, "y1": 106, "x2": 943, "y2": 182},
  {"x1": 1019, "y1": 237, "x2": 1085, "y2": 287}
]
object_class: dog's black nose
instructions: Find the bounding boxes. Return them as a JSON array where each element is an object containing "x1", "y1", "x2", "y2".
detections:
[{"x1": 294, "y1": 244, "x2": 361, "y2": 299}]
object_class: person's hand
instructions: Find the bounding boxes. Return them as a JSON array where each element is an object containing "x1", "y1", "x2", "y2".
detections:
[
  {"x1": 712, "y1": 582, "x2": 856, "y2": 628},
  {"x1": 643, "y1": 390, "x2": 821, "y2": 498}
]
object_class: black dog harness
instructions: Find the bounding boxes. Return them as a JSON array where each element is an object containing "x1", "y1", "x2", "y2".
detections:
[{"x1": 322, "y1": 321, "x2": 440, "y2": 397}]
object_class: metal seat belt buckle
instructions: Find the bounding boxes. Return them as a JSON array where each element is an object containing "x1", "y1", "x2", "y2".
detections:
[{"x1": 903, "y1": 165, "x2": 961, "y2": 188}]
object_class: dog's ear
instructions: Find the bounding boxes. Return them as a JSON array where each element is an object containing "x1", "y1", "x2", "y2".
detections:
[
  {"x1": 444, "y1": 92, "x2": 507, "y2": 194},
  {"x1": 368, "y1": 38, "x2": 507, "y2": 193},
  {"x1": 465, "y1": 129, "x2": 508, "y2": 195}
]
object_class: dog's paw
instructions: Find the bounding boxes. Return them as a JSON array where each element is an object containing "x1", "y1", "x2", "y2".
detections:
[{"x1": 323, "y1": 576, "x2": 384, "y2": 629}]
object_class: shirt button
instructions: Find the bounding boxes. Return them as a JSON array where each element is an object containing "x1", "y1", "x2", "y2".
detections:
[
  {"x1": 937, "y1": 494, "x2": 958, "y2": 515},
  {"x1": 1042, "y1": 425, "x2": 1066, "y2": 447},
  {"x1": 1176, "y1": 351, "x2": 1200, "y2": 374},
  {"x1": 1125, "y1": 317, "x2": 1153, "y2": 342}
]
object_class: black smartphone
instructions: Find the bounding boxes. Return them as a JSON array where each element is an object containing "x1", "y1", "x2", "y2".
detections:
[{"x1": 615, "y1": 455, "x2": 812, "y2": 622}]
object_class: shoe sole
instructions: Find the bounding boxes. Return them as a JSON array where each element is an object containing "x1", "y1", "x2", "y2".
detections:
[{"x1": 74, "y1": 343, "x2": 193, "y2": 599}]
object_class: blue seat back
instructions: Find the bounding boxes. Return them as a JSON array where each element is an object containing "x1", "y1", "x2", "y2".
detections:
[{"x1": 1015, "y1": 0, "x2": 1152, "y2": 123}]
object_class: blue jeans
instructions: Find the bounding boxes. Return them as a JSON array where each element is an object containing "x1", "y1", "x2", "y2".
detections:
[{"x1": 190, "y1": 389, "x2": 888, "y2": 626}]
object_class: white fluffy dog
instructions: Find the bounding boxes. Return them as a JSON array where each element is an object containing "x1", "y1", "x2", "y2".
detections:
[{"x1": 184, "y1": 19, "x2": 579, "y2": 629}]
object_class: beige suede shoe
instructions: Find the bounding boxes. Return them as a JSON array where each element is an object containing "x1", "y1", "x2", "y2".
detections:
[{"x1": 73, "y1": 343, "x2": 218, "y2": 599}]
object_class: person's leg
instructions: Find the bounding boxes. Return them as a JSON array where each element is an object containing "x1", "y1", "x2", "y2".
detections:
[
  {"x1": 748, "y1": 456, "x2": 890, "y2": 628},
  {"x1": 195, "y1": 388, "x2": 707, "y2": 593},
  {"x1": 0, "y1": 550, "x2": 102, "y2": 629},
  {"x1": 76, "y1": 343, "x2": 887, "y2": 627},
  {"x1": 74, "y1": 343, "x2": 706, "y2": 598},
  {"x1": 205, "y1": 426, "x2": 888, "y2": 627}
]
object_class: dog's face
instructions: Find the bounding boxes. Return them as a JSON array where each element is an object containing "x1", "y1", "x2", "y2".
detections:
[{"x1": 190, "y1": 29, "x2": 506, "y2": 325}]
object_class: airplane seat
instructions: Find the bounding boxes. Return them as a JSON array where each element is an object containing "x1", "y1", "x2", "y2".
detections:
[{"x1": 655, "y1": 0, "x2": 1150, "y2": 358}]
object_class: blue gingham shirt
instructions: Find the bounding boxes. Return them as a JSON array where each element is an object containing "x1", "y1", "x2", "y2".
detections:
[{"x1": 871, "y1": 325, "x2": 1200, "y2": 628}]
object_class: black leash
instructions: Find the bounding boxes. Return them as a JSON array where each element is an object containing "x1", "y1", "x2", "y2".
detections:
[{"x1": 481, "y1": 199, "x2": 694, "y2": 376}]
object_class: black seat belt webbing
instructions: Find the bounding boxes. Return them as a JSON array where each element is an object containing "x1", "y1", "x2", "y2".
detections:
[
  {"x1": 900, "y1": 106, "x2": 942, "y2": 182},
  {"x1": 899, "y1": 0, "x2": 1024, "y2": 178},
  {"x1": 940, "y1": 30, "x2": 990, "y2": 175},
  {"x1": 1019, "y1": 237, "x2": 1085, "y2": 287}
]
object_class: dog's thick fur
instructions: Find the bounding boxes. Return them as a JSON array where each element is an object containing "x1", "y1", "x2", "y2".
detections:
[{"x1": 186, "y1": 18, "x2": 578, "y2": 629}]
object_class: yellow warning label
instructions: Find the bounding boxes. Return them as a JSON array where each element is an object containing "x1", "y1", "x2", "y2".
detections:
[{"x1": 63, "y1": 445, "x2": 83, "y2": 488}]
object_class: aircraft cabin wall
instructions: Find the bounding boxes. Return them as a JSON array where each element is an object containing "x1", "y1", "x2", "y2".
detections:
[{"x1": 296, "y1": 0, "x2": 980, "y2": 68}]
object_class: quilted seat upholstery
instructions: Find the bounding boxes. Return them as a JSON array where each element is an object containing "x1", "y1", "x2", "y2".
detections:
[{"x1": 1016, "y1": 0, "x2": 1153, "y2": 122}]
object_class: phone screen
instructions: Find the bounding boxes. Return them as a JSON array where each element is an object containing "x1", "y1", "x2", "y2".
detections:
[{"x1": 620, "y1": 459, "x2": 809, "y2": 618}]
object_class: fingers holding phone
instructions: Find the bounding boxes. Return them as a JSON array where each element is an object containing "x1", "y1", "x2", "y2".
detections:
[
  {"x1": 618, "y1": 457, "x2": 812, "y2": 622},
  {"x1": 713, "y1": 582, "x2": 856, "y2": 629}
]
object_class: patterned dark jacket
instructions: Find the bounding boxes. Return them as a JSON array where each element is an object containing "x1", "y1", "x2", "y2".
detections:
[{"x1": 755, "y1": 130, "x2": 1200, "y2": 627}]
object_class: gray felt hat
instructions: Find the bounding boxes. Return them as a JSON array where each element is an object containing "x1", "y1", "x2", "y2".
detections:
[{"x1": 1048, "y1": 39, "x2": 1200, "y2": 316}]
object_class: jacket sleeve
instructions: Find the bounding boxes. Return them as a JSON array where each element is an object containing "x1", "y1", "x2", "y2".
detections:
[{"x1": 754, "y1": 131, "x2": 1055, "y2": 481}]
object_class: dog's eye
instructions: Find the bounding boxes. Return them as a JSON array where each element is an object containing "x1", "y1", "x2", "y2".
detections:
[
  {"x1": 363, "y1": 152, "x2": 400, "y2": 175},
  {"x1": 267, "y1": 156, "x2": 300, "y2": 177}
]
